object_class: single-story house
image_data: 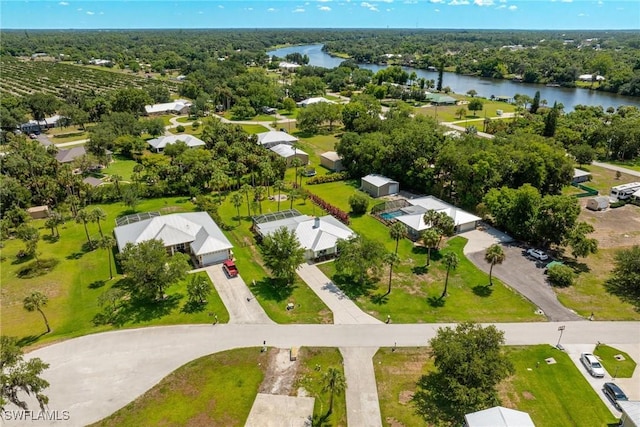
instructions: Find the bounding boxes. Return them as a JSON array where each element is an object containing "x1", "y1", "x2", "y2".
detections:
[
  {"x1": 586, "y1": 196, "x2": 609, "y2": 211},
  {"x1": 278, "y1": 61, "x2": 301, "y2": 71},
  {"x1": 147, "y1": 135, "x2": 206, "y2": 152},
  {"x1": 254, "y1": 213, "x2": 355, "y2": 260},
  {"x1": 113, "y1": 212, "x2": 233, "y2": 267},
  {"x1": 20, "y1": 115, "x2": 67, "y2": 133},
  {"x1": 27, "y1": 206, "x2": 49, "y2": 219},
  {"x1": 619, "y1": 400, "x2": 640, "y2": 427},
  {"x1": 256, "y1": 131, "x2": 298, "y2": 149},
  {"x1": 144, "y1": 99, "x2": 192, "y2": 116},
  {"x1": 425, "y1": 94, "x2": 457, "y2": 105},
  {"x1": 572, "y1": 168, "x2": 592, "y2": 184},
  {"x1": 320, "y1": 151, "x2": 344, "y2": 172},
  {"x1": 55, "y1": 146, "x2": 87, "y2": 164},
  {"x1": 296, "y1": 97, "x2": 335, "y2": 108},
  {"x1": 82, "y1": 177, "x2": 105, "y2": 187},
  {"x1": 361, "y1": 174, "x2": 399, "y2": 198},
  {"x1": 269, "y1": 144, "x2": 309, "y2": 166},
  {"x1": 464, "y1": 406, "x2": 535, "y2": 427},
  {"x1": 578, "y1": 74, "x2": 605, "y2": 82},
  {"x1": 394, "y1": 196, "x2": 481, "y2": 239}
]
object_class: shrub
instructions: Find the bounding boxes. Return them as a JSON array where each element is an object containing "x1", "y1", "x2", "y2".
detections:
[
  {"x1": 610, "y1": 200, "x2": 627, "y2": 208},
  {"x1": 348, "y1": 193, "x2": 369, "y2": 215},
  {"x1": 306, "y1": 172, "x2": 348, "y2": 185},
  {"x1": 300, "y1": 189, "x2": 350, "y2": 224},
  {"x1": 176, "y1": 125, "x2": 185, "y2": 133},
  {"x1": 547, "y1": 264, "x2": 574, "y2": 287}
]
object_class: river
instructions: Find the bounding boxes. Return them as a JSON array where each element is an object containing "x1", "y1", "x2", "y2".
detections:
[{"x1": 268, "y1": 44, "x2": 640, "y2": 112}]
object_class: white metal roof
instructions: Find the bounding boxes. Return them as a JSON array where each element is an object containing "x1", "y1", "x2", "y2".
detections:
[
  {"x1": 114, "y1": 212, "x2": 232, "y2": 256},
  {"x1": 362, "y1": 174, "x2": 398, "y2": 188},
  {"x1": 619, "y1": 401, "x2": 640, "y2": 425},
  {"x1": 269, "y1": 144, "x2": 308, "y2": 159},
  {"x1": 297, "y1": 97, "x2": 335, "y2": 107},
  {"x1": 395, "y1": 196, "x2": 481, "y2": 231},
  {"x1": 147, "y1": 135, "x2": 206, "y2": 150},
  {"x1": 321, "y1": 151, "x2": 342, "y2": 161},
  {"x1": 144, "y1": 99, "x2": 192, "y2": 114},
  {"x1": 257, "y1": 131, "x2": 298, "y2": 146},
  {"x1": 573, "y1": 168, "x2": 591, "y2": 179},
  {"x1": 256, "y1": 215, "x2": 354, "y2": 254},
  {"x1": 465, "y1": 406, "x2": 535, "y2": 427}
]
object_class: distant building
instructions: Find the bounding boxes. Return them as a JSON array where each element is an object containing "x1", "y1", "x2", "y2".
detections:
[
  {"x1": 147, "y1": 135, "x2": 206, "y2": 153},
  {"x1": 269, "y1": 144, "x2": 308, "y2": 166},
  {"x1": 20, "y1": 115, "x2": 66, "y2": 133},
  {"x1": 464, "y1": 406, "x2": 535, "y2": 427},
  {"x1": 572, "y1": 168, "x2": 592, "y2": 184},
  {"x1": 278, "y1": 61, "x2": 301, "y2": 71},
  {"x1": 256, "y1": 131, "x2": 298, "y2": 149},
  {"x1": 297, "y1": 97, "x2": 335, "y2": 108},
  {"x1": 361, "y1": 174, "x2": 399, "y2": 198},
  {"x1": 320, "y1": 151, "x2": 344, "y2": 172},
  {"x1": 27, "y1": 206, "x2": 49, "y2": 220},
  {"x1": 425, "y1": 93, "x2": 457, "y2": 105},
  {"x1": 144, "y1": 99, "x2": 192, "y2": 116},
  {"x1": 578, "y1": 74, "x2": 605, "y2": 82},
  {"x1": 55, "y1": 146, "x2": 87, "y2": 164}
]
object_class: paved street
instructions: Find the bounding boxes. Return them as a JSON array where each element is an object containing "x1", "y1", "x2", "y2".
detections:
[{"x1": 12, "y1": 321, "x2": 639, "y2": 426}]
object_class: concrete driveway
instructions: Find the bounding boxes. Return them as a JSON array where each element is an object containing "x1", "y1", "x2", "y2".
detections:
[{"x1": 466, "y1": 242, "x2": 582, "y2": 322}]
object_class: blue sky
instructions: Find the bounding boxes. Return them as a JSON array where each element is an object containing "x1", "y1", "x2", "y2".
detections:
[{"x1": 1, "y1": 0, "x2": 638, "y2": 30}]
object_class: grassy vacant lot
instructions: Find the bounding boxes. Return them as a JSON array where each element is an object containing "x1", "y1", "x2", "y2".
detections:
[
  {"x1": 373, "y1": 345, "x2": 618, "y2": 427},
  {"x1": 575, "y1": 164, "x2": 639, "y2": 195},
  {"x1": 91, "y1": 348, "x2": 268, "y2": 427},
  {"x1": 502, "y1": 345, "x2": 618, "y2": 427},
  {"x1": 294, "y1": 348, "x2": 347, "y2": 426},
  {"x1": 319, "y1": 237, "x2": 540, "y2": 323},
  {"x1": 240, "y1": 123, "x2": 269, "y2": 134},
  {"x1": 101, "y1": 155, "x2": 138, "y2": 181},
  {"x1": 413, "y1": 97, "x2": 517, "y2": 123},
  {"x1": 594, "y1": 344, "x2": 637, "y2": 378},
  {"x1": 1, "y1": 197, "x2": 229, "y2": 347}
]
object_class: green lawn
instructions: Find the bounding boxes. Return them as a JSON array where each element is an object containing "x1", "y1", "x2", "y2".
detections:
[
  {"x1": 91, "y1": 348, "x2": 267, "y2": 427},
  {"x1": 1, "y1": 197, "x2": 231, "y2": 347},
  {"x1": 101, "y1": 155, "x2": 138, "y2": 181},
  {"x1": 240, "y1": 124, "x2": 269, "y2": 134},
  {"x1": 594, "y1": 344, "x2": 637, "y2": 378},
  {"x1": 503, "y1": 345, "x2": 618, "y2": 427},
  {"x1": 574, "y1": 164, "x2": 639, "y2": 195},
  {"x1": 175, "y1": 116, "x2": 192, "y2": 123},
  {"x1": 294, "y1": 348, "x2": 347, "y2": 426},
  {"x1": 413, "y1": 97, "x2": 516, "y2": 123},
  {"x1": 608, "y1": 159, "x2": 640, "y2": 173},
  {"x1": 373, "y1": 345, "x2": 618, "y2": 427}
]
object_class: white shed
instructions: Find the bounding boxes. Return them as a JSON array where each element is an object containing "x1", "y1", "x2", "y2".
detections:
[{"x1": 586, "y1": 196, "x2": 609, "y2": 211}]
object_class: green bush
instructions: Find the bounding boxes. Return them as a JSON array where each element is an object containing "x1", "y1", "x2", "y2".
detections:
[
  {"x1": 306, "y1": 172, "x2": 348, "y2": 185},
  {"x1": 348, "y1": 193, "x2": 369, "y2": 215},
  {"x1": 176, "y1": 125, "x2": 185, "y2": 133},
  {"x1": 547, "y1": 264, "x2": 574, "y2": 287},
  {"x1": 610, "y1": 200, "x2": 627, "y2": 208}
]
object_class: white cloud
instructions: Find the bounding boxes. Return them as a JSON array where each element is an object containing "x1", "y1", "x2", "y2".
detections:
[
  {"x1": 361, "y1": 1, "x2": 379, "y2": 10},
  {"x1": 267, "y1": 7, "x2": 276, "y2": 12},
  {"x1": 317, "y1": 0, "x2": 332, "y2": 2},
  {"x1": 197, "y1": 10, "x2": 204, "y2": 14},
  {"x1": 218, "y1": 5, "x2": 224, "y2": 9},
  {"x1": 578, "y1": 12, "x2": 587, "y2": 16},
  {"x1": 508, "y1": 5, "x2": 516, "y2": 10},
  {"x1": 496, "y1": 4, "x2": 506, "y2": 8},
  {"x1": 404, "y1": 0, "x2": 418, "y2": 3},
  {"x1": 434, "y1": 8, "x2": 440, "y2": 12},
  {"x1": 77, "y1": 8, "x2": 82, "y2": 11},
  {"x1": 86, "y1": 11, "x2": 94, "y2": 15},
  {"x1": 59, "y1": 1, "x2": 69, "y2": 6},
  {"x1": 386, "y1": 8, "x2": 392, "y2": 11},
  {"x1": 429, "y1": 0, "x2": 444, "y2": 3},
  {"x1": 247, "y1": 7, "x2": 253, "y2": 10},
  {"x1": 499, "y1": 0, "x2": 506, "y2": 2},
  {"x1": 473, "y1": 0, "x2": 494, "y2": 6},
  {"x1": 293, "y1": 7, "x2": 306, "y2": 12},
  {"x1": 560, "y1": 0, "x2": 572, "y2": 2},
  {"x1": 378, "y1": 0, "x2": 394, "y2": 3},
  {"x1": 319, "y1": 5, "x2": 332, "y2": 11},
  {"x1": 448, "y1": 0, "x2": 469, "y2": 5}
]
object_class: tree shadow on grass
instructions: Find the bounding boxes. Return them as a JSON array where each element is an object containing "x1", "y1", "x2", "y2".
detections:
[
  {"x1": 94, "y1": 293, "x2": 183, "y2": 327},
  {"x1": 412, "y1": 265, "x2": 429, "y2": 275},
  {"x1": 17, "y1": 332, "x2": 48, "y2": 348},
  {"x1": 88, "y1": 280, "x2": 107, "y2": 289},
  {"x1": 563, "y1": 258, "x2": 591, "y2": 274},
  {"x1": 312, "y1": 412, "x2": 332, "y2": 427},
  {"x1": 11, "y1": 253, "x2": 34, "y2": 265},
  {"x1": 17, "y1": 259, "x2": 59, "y2": 278},
  {"x1": 331, "y1": 273, "x2": 376, "y2": 300},
  {"x1": 181, "y1": 300, "x2": 207, "y2": 314},
  {"x1": 66, "y1": 251, "x2": 85, "y2": 260},
  {"x1": 472, "y1": 285, "x2": 493, "y2": 297},
  {"x1": 251, "y1": 277, "x2": 295, "y2": 302},
  {"x1": 370, "y1": 293, "x2": 389, "y2": 305},
  {"x1": 42, "y1": 234, "x2": 59, "y2": 244},
  {"x1": 427, "y1": 295, "x2": 446, "y2": 307}
]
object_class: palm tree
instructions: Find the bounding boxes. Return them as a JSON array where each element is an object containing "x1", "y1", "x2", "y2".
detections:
[
  {"x1": 23, "y1": 291, "x2": 51, "y2": 333},
  {"x1": 322, "y1": 367, "x2": 346, "y2": 415},
  {"x1": 254, "y1": 186, "x2": 265, "y2": 214},
  {"x1": 231, "y1": 193, "x2": 243, "y2": 224},
  {"x1": 241, "y1": 183, "x2": 252, "y2": 216},
  {"x1": 291, "y1": 157, "x2": 303, "y2": 185},
  {"x1": 274, "y1": 180, "x2": 284, "y2": 211},
  {"x1": 111, "y1": 174, "x2": 122, "y2": 196},
  {"x1": 384, "y1": 252, "x2": 400, "y2": 296},
  {"x1": 97, "y1": 235, "x2": 116, "y2": 279},
  {"x1": 76, "y1": 209, "x2": 92, "y2": 245},
  {"x1": 187, "y1": 274, "x2": 211, "y2": 304},
  {"x1": 441, "y1": 252, "x2": 459, "y2": 299},
  {"x1": 421, "y1": 228, "x2": 439, "y2": 266},
  {"x1": 484, "y1": 244, "x2": 505, "y2": 286},
  {"x1": 91, "y1": 207, "x2": 107, "y2": 238},
  {"x1": 389, "y1": 222, "x2": 406, "y2": 256},
  {"x1": 455, "y1": 107, "x2": 467, "y2": 120}
]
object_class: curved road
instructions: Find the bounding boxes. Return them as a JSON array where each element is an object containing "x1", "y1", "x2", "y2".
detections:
[{"x1": 13, "y1": 321, "x2": 640, "y2": 426}]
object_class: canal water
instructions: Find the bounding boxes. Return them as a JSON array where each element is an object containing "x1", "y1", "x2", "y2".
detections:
[{"x1": 268, "y1": 44, "x2": 640, "y2": 111}]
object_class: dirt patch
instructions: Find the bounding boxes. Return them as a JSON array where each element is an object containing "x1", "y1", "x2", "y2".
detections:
[
  {"x1": 578, "y1": 202, "x2": 640, "y2": 249},
  {"x1": 522, "y1": 391, "x2": 536, "y2": 400},
  {"x1": 386, "y1": 417, "x2": 405, "y2": 427},
  {"x1": 398, "y1": 390, "x2": 414, "y2": 405},
  {"x1": 259, "y1": 348, "x2": 300, "y2": 395}
]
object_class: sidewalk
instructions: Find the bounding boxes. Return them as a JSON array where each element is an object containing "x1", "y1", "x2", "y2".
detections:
[{"x1": 296, "y1": 263, "x2": 382, "y2": 325}]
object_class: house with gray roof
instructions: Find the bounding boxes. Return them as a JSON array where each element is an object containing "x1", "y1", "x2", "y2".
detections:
[
  {"x1": 254, "y1": 213, "x2": 355, "y2": 260},
  {"x1": 55, "y1": 146, "x2": 87, "y2": 163},
  {"x1": 464, "y1": 406, "x2": 535, "y2": 427},
  {"x1": 147, "y1": 135, "x2": 206, "y2": 152},
  {"x1": 113, "y1": 212, "x2": 233, "y2": 267},
  {"x1": 256, "y1": 131, "x2": 298, "y2": 149}
]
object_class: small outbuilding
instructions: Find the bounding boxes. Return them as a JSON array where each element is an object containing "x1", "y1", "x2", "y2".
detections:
[
  {"x1": 320, "y1": 151, "x2": 344, "y2": 172},
  {"x1": 296, "y1": 97, "x2": 335, "y2": 108},
  {"x1": 464, "y1": 406, "x2": 535, "y2": 427},
  {"x1": 586, "y1": 196, "x2": 609, "y2": 211},
  {"x1": 269, "y1": 144, "x2": 309, "y2": 166},
  {"x1": 361, "y1": 174, "x2": 399, "y2": 198},
  {"x1": 27, "y1": 206, "x2": 49, "y2": 219},
  {"x1": 572, "y1": 168, "x2": 592, "y2": 184}
]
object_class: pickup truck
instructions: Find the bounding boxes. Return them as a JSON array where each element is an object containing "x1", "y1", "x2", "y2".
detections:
[{"x1": 222, "y1": 259, "x2": 238, "y2": 278}]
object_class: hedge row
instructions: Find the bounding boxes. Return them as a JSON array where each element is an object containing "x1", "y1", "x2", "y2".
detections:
[{"x1": 306, "y1": 172, "x2": 348, "y2": 185}]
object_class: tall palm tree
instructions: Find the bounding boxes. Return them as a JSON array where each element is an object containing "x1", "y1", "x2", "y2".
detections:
[
  {"x1": 23, "y1": 291, "x2": 51, "y2": 333},
  {"x1": 254, "y1": 186, "x2": 265, "y2": 214},
  {"x1": 389, "y1": 222, "x2": 406, "y2": 256},
  {"x1": 111, "y1": 174, "x2": 122, "y2": 196},
  {"x1": 231, "y1": 193, "x2": 243, "y2": 224},
  {"x1": 441, "y1": 252, "x2": 459, "y2": 299},
  {"x1": 76, "y1": 209, "x2": 92, "y2": 245},
  {"x1": 322, "y1": 367, "x2": 346, "y2": 415},
  {"x1": 421, "y1": 228, "x2": 439, "y2": 266},
  {"x1": 274, "y1": 180, "x2": 284, "y2": 212},
  {"x1": 97, "y1": 235, "x2": 116, "y2": 279},
  {"x1": 384, "y1": 252, "x2": 400, "y2": 296},
  {"x1": 484, "y1": 244, "x2": 505, "y2": 286},
  {"x1": 241, "y1": 183, "x2": 252, "y2": 216},
  {"x1": 91, "y1": 207, "x2": 107, "y2": 238}
]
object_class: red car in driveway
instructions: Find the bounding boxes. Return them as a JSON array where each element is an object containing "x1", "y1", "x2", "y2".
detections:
[{"x1": 222, "y1": 259, "x2": 238, "y2": 278}]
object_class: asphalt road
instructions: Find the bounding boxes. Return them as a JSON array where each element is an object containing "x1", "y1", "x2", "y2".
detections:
[{"x1": 467, "y1": 243, "x2": 583, "y2": 322}]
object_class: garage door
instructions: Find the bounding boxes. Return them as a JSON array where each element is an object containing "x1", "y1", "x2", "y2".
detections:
[
  {"x1": 389, "y1": 183, "x2": 399, "y2": 195},
  {"x1": 201, "y1": 250, "x2": 230, "y2": 266}
]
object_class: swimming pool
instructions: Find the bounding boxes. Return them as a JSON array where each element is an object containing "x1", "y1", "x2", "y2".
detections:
[{"x1": 380, "y1": 210, "x2": 404, "y2": 220}]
